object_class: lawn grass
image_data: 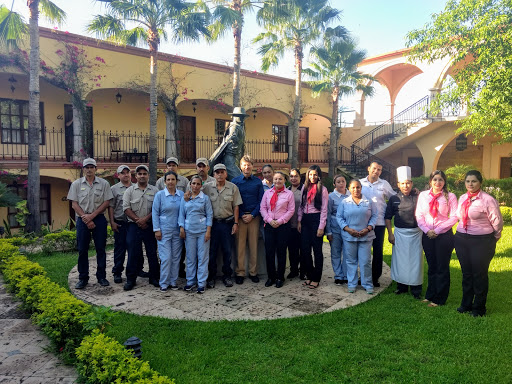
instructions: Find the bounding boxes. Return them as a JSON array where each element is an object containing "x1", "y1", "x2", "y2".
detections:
[{"x1": 29, "y1": 227, "x2": 512, "y2": 383}]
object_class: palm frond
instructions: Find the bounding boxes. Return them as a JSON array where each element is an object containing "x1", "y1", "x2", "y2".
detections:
[
  {"x1": 0, "y1": 6, "x2": 27, "y2": 50},
  {"x1": 87, "y1": 14, "x2": 128, "y2": 43},
  {"x1": 39, "y1": 0, "x2": 67, "y2": 26}
]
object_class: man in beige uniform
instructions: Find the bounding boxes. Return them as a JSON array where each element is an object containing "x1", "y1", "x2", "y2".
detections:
[
  {"x1": 205, "y1": 164, "x2": 243, "y2": 288},
  {"x1": 122, "y1": 165, "x2": 160, "y2": 291},
  {"x1": 155, "y1": 157, "x2": 188, "y2": 192},
  {"x1": 67, "y1": 158, "x2": 113, "y2": 289}
]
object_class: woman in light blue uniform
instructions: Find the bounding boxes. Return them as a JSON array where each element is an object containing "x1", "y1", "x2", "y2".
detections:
[
  {"x1": 153, "y1": 171, "x2": 184, "y2": 291},
  {"x1": 178, "y1": 175, "x2": 213, "y2": 294},
  {"x1": 326, "y1": 174, "x2": 351, "y2": 285},
  {"x1": 337, "y1": 179, "x2": 378, "y2": 294}
]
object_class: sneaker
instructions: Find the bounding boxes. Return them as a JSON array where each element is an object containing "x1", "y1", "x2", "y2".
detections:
[
  {"x1": 75, "y1": 280, "x2": 88, "y2": 289},
  {"x1": 113, "y1": 275, "x2": 122, "y2": 284},
  {"x1": 159, "y1": 286, "x2": 168, "y2": 292},
  {"x1": 334, "y1": 279, "x2": 343, "y2": 286},
  {"x1": 184, "y1": 285, "x2": 195, "y2": 292},
  {"x1": 235, "y1": 276, "x2": 244, "y2": 285},
  {"x1": 250, "y1": 275, "x2": 260, "y2": 283},
  {"x1": 170, "y1": 285, "x2": 179, "y2": 291},
  {"x1": 197, "y1": 287, "x2": 205, "y2": 294},
  {"x1": 98, "y1": 278, "x2": 110, "y2": 287},
  {"x1": 366, "y1": 290, "x2": 374, "y2": 295},
  {"x1": 206, "y1": 280, "x2": 215, "y2": 289},
  {"x1": 348, "y1": 288, "x2": 355, "y2": 293},
  {"x1": 223, "y1": 277, "x2": 233, "y2": 287}
]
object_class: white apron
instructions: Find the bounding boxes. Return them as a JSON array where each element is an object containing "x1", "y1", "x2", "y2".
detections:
[{"x1": 391, "y1": 227, "x2": 424, "y2": 286}]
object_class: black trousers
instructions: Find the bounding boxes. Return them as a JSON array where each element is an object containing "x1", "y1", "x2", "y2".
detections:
[
  {"x1": 287, "y1": 227, "x2": 301, "y2": 275},
  {"x1": 372, "y1": 225, "x2": 386, "y2": 284},
  {"x1": 396, "y1": 282, "x2": 423, "y2": 297},
  {"x1": 264, "y1": 222, "x2": 290, "y2": 281},
  {"x1": 300, "y1": 213, "x2": 323, "y2": 282},
  {"x1": 455, "y1": 232, "x2": 496, "y2": 315},
  {"x1": 422, "y1": 230, "x2": 454, "y2": 305}
]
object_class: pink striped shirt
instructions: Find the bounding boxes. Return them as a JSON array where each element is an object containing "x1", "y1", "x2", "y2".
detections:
[
  {"x1": 260, "y1": 187, "x2": 295, "y2": 225},
  {"x1": 297, "y1": 185, "x2": 329, "y2": 230},
  {"x1": 456, "y1": 191, "x2": 503, "y2": 239},
  {"x1": 415, "y1": 189, "x2": 458, "y2": 235}
]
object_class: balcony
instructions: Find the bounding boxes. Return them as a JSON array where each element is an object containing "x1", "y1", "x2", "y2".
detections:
[{"x1": 0, "y1": 128, "x2": 331, "y2": 167}]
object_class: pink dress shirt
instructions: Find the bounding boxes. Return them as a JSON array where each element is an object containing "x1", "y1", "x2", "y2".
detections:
[
  {"x1": 260, "y1": 187, "x2": 295, "y2": 225},
  {"x1": 297, "y1": 185, "x2": 329, "y2": 230},
  {"x1": 456, "y1": 191, "x2": 503, "y2": 239},
  {"x1": 415, "y1": 189, "x2": 458, "y2": 235}
]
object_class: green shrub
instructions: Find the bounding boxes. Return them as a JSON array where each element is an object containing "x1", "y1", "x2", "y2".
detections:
[
  {"x1": 2, "y1": 256, "x2": 46, "y2": 293},
  {"x1": 41, "y1": 230, "x2": 77, "y2": 253},
  {"x1": 484, "y1": 178, "x2": 512, "y2": 206},
  {"x1": 0, "y1": 242, "x2": 22, "y2": 265},
  {"x1": 76, "y1": 331, "x2": 175, "y2": 384},
  {"x1": 0, "y1": 237, "x2": 35, "y2": 246},
  {"x1": 500, "y1": 207, "x2": 512, "y2": 224}
]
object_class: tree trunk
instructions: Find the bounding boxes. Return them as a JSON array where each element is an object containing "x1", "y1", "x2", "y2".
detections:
[
  {"x1": 165, "y1": 108, "x2": 178, "y2": 158},
  {"x1": 148, "y1": 41, "x2": 159, "y2": 185},
  {"x1": 328, "y1": 89, "x2": 339, "y2": 177},
  {"x1": 291, "y1": 42, "x2": 303, "y2": 169},
  {"x1": 232, "y1": 0, "x2": 242, "y2": 108},
  {"x1": 26, "y1": 0, "x2": 41, "y2": 234}
]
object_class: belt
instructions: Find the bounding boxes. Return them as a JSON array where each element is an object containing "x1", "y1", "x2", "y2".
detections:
[{"x1": 214, "y1": 216, "x2": 234, "y2": 224}]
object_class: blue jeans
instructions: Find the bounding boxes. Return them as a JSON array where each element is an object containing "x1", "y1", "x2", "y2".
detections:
[
  {"x1": 157, "y1": 229, "x2": 183, "y2": 288},
  {"x1": 126, "y1": 223, "x2": 159, "y2": 283},
  {"x1": 186, "y1": 232, "x2": 210, "y2": 288},
  {"x1": 209, "y1": 220, "x2": 234, "y2": 280},
  {"x1": 330, "y1": 232, "x2": 347, "y2": 280},
  {"x1": 76, "y1": 215, "x2": 107, "y2": 281},
  {"x1": 343, "y1": 240, "x2": 373, "y2": 291}
]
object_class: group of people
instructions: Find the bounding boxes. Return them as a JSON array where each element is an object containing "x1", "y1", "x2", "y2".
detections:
[{"x1": 67, "y1": 156, "x2": 503, "y2": 317}]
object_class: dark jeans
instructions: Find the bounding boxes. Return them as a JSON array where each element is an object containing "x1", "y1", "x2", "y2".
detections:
[
  {"x1": 396, "y1": 282, "x2": 423, "y2": 297},
  {"x1": 76, "y1": 215, "x2": 107, "y2": 281},
  {"x1": 209, "y1": 220, "x2": 234, "y2": 280},
  {"x1": 265, "y1": 222, "x2": 290, "y2": 281},
  {"x1": 372, "y1": 225, "x2": 386, "y2": 284},
  {"x1": 287, "y1": 227, "x2": 301, "y2": 275},
  {"x1": 112, "y1": 220, "x2": 144, "y2": 276},
  {"x1": 422, "y1": 230, "x2": 454, "y2": 305},
  {"x1": 455, "y1": 232, "x2": 496, "y2": 316},
  {"x1": 126, "y1": 222, "x2": 159, "y2": 283},
  {"x1": 300, "y1": 213, "x2": 323, "y2": 282}
]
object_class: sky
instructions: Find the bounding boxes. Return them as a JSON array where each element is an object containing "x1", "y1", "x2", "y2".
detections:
[{"x1": 3, "y1": 0, "x2": 448, "y2": 79}]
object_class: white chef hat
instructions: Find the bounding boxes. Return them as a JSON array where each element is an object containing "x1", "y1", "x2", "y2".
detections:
[{"x1": 397, "y1": 166, "x2": 412, "y2": 182}]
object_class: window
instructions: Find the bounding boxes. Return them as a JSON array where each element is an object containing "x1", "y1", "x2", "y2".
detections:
[
  {"x1": 215, "y1": 119, "x2": 230, "y2": 146},
  {"x1": 0, "y1": 98, "x2": 45, "y2": 144},
  {"x1": 272, "y1": 125, "x2": 288, "y2": 153},
  {"x1": 7, "y1": 184, "x2": 51, "y2": 228}
]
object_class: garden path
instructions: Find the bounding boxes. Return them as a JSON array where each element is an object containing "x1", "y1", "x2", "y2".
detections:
[{"x1": 70, "y1": 244, "x2": 392, "y2": 321}]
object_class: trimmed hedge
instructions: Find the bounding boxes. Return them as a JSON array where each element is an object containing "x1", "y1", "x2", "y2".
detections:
[{"x1": 0, "y1": 243, "x2": 174, "y2": 383}]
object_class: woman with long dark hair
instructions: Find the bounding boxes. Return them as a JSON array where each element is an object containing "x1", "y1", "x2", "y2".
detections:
[
  {"x1": 455, "y1": 170, "x2": 503, "y2": 317},
  {"x1": 297, "y1": 165, "x2": 329, "y2": 289},
  {"x1": 415, "y1": 170, "x2": 458, "y2": 307}
]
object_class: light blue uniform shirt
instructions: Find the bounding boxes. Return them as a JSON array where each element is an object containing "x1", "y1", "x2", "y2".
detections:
[
  {"x1": 152, "y1": 188, "x2": 184, "y2": 232},
  {"x1": 178, "y1": 191, "x2": 213, "y2": 235},
  {"x1": 326, "y1": 190, "x2": 351, "y2": 235},
  {"x1": 336, "y1": 194, "x2": 378, "y2": 242}
]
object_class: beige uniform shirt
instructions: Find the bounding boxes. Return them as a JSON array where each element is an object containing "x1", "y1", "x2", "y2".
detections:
[
  {"x1": 122, "y1": 183, "x2": 159, "y2": 222},
  {"x1": 155, "y1": 174, "x2": 188, "y2": 193},
  {"x1": 186, "y1": 175, "x2": 216, "y2": 192},
  {"x1": 110, "y1": 182, "x2": 135, "y2": 221},
  {"x1": 67, "y1": 176, "x2": 113, "y2": 216},
  {"x1": 203, "y1": 181, "x2": 243, "y2": 219}
]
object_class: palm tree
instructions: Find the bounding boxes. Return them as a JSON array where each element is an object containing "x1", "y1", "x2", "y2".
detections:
[
  {"x1": 88, "y1": 0, "x2": 210, "y2": 184},
  {"x1": 253, "y1": 0, "x2": 342, "y2": 168},
  {"x1": 0, "y1": 1, "x2": 66, "y2": 234},
  {"x1": 305, "y1": 29, "x2": 375, "y2": 176}
]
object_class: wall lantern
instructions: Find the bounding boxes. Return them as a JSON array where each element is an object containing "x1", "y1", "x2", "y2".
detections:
[
  {"x1": 455, "y1": 134, "x2": 467, "y2": 151},
  {"x1": 8, "y1": 76, "x2": 17, "y2": 93},
  {"x1": 252, "y1": 109, "x2": 258, "y2": 120},
  {"x1": 115, "y1": 91, "x2": 122, "y2": 104},
  {"x1": 123, "y1": 336, "x2": 142, "y2": 358},
  {"x1": 192, "y1": 101, "x2": 197, "y2": 113}
]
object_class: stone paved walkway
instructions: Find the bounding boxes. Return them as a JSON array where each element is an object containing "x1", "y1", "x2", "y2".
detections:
[
  {"x1": 0, "y1": 279, "x2": 78, "y2": 384},
  {"x1": 70, "y1": 244, "x2": 391, "y2": 321}
]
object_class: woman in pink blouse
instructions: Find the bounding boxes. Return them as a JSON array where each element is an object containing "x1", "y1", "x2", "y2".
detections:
[
  {"x1": 455, "y1": 170, "x2": 503, "y2": 317},
  {"x1": 415, "y1": 170, "x2": 458, "y2": 307},
  {"x1": 260, "y1": 172, "x2": 295, "y2": 288},
  {"x1": 298, "y1": 165, "x2": 329, "y2": 289}
]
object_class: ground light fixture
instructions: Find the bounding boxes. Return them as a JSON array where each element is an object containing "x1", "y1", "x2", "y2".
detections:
[{"x1": 123, "y1": 336, "x2": 142, "y2": 358}]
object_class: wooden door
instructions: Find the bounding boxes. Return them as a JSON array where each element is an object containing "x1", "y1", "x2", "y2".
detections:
[
  {"x1": 298, "y1": 126, "x2": 309, "y2": 163},
  {"x1": 179, "y1": 116, "x2": 196, "y2": 163}
]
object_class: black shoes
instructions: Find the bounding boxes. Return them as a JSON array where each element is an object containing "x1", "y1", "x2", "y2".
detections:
[
  {"x1": 457, "y1": 306, "x2": 472, "y2": 314},
  {"x1": 75, "y1": 280, "x2": 88, "y2": 289},
  {"x1": 373, "y1": 281, "x2": 381, "y2": 287},
  {"x1": 235, "y1": 276, "x2": 244, "y2": 285},
  {"x1": 299, "y1": 273, "x2": 307, "y2": 280},
  {"x1": 138, "y1": 270, "x2": 149, "y2": 278},
  {"x1": 113, "y1": 275, "x2": 122, "y2": 284},
  {"x1": 287, "y1": 271, "x2": 299, "y2": 279},
  {"x1": 394, "y1": 289, "x2": 407, "y2": 295},
  {"x1": 335, "y1": 279, "x2": 347, "y2": 286},
  {"x1": 265, "y1": 279, "x2": 275, "y2": 287},
  {"x1": 98, "y1": 278, "x2": 110, "y2": 287},
  {"x1": 207, "y1": 279, "x2": 216, "y2": 289},
  {"x1": 223, "y1": 277, "x2": 233, "y2": 287},
  {"x1": 149, "y1": 279, "x2": 160, "y2": 288},
  {"x1": 250, "y1": 275, "x2": 260, "y2": 283},
  {"x1": 275, "y1": 279, "x2": 284, "y2": 288},
  {"x1": 123, "y1": 281, "x2": 136, "y2": 291}
]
